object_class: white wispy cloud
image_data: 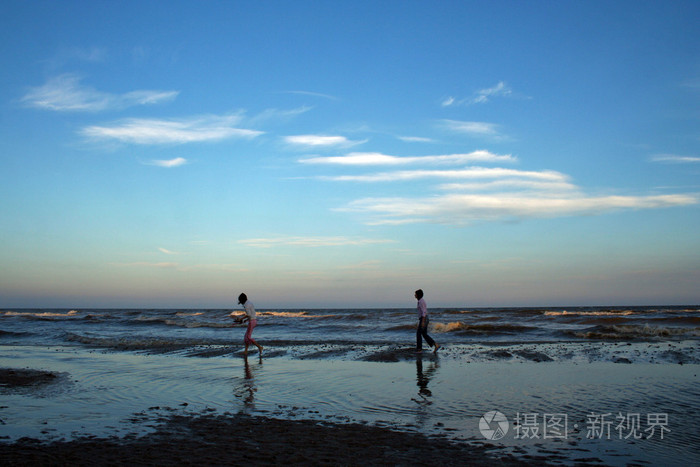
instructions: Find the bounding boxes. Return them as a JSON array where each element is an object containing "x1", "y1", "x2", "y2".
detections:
[
  {"x1": 651, "y1": 154, "x2": 700, "y2": 163},
  {"x1": 320, "y1": 167, "x2": 565, "y2": 183},
  {"x1": 158, "y1": 247, "x2": 179, "y2": 255},
  {"x1": 50, "y1": 46, "x2": 107, "y2": 65},
  {"x1": 22, "y1": 74, "x2": 178, "y2": 112},
  {"x1": 300, "y1": 150, "x2": 515, "y2": 166},
  {"x1": 285, "y1": 134, "x2": 366, "y2": 148},
  {"x1": 397, "y1": 136, "x2": 434, "y2": 143},
  {"x1": 113, "y1": 261, "x2": 246, "y2": 272},
  {"x1": 337, "y1": 259, "x2": 383, "y2": 270},
  {"x1": 117, "y1": 261, "x2": 180, "y2": 269},
  {"x1": 284, "y1": 90, "x2": 339, "y2": 100},
  {"x1": 82, "y1": 114, "x2": 263, "y2": 144},
  {"x1": 441, "y1": 120, "x2": 502, "y2": 138},
  {"x1": 145, "y1": 157, "x2": 188, "y2": 168},
  {"x1": 238, "y1": 236, "x2": 395, "y2": 248},
  {"x1": 442, "y1": 81, "x2": 514, "y2": 107},
  {"x1": 472, "y1": 81, "x2": 512, "y2": 103},
  {"x1": 316, "y1": 151, "x2": 697, "y2": 225},
  {"x1": 339, "y1": 193, "x2": 698, "y2": 225},
  {"x1": 248, "y1": 106, "x2": 312, "y2": 125},
  {"x1": 681, "y1": 78, "x2": 700, "y2": 90},
  {"x1": 438, "y1": 179, "x2": 580, "y2": 193}
]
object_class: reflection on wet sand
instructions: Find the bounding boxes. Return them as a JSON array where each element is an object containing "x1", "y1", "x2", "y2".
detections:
[
  {"x1": 234, "y1": 355, "x2": 262, "y2": 409},
  {"x1": 415, "y1": 354, "x2": 439, "y2": 399},
  {"x1": 412, "y1": 354, "x2": 439, "y2": 430}
]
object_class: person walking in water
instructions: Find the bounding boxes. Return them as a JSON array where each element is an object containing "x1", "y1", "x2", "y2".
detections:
[
  {"x1": 415, "y1": 289, "x2": 440, "y2": 353},
  {"x1": 232, "y1": 293, "x2": 263, "y2": 356}
]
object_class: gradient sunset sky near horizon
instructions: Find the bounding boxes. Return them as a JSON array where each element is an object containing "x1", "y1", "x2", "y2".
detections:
[{"x1": 1, "y1": 1, "x2": 699, "y2": 308}]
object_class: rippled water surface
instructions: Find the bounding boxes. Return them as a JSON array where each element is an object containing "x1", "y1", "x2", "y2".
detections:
[
  {"x1": 1, "y1": 345, "x2": 697, "y2": 466},
  {"x1": 2, "y1": 306, "x2": 698, "y2": 465}
]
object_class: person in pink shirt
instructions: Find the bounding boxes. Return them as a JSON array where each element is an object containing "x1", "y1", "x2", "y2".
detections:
[
  {"x1": 231, "y1": 293, "x2": 263, "y2": 356},
  {"x1": 415, "y1": 289, "x2": 440, "y2": 353}
]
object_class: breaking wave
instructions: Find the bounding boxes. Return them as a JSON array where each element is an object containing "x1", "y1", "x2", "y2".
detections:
[
  {"x1": 2, "y1": 310, "x2": 81, "y2": 319},
  {"x1": 258, "y1": 311, "x2": 338, "y2": 319},
  {"x1": 431, "y1": 322, "x2": 537, "y2": 335},
  {"x1": 545, "y1": 310, "x2": 635, "y2": 317},
  {"x1": 573, "y1": 324, "x2": 700, "y2": 340},
  {"x1": 134, "y1": 316, "x2": 235, "y2": 329},
  {"x1": 63, "y1": 332, "x2": 228, "y2": 351}
]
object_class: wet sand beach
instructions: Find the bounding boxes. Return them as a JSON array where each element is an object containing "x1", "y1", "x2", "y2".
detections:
[
  {"x1": 0, "y1": 411, "x2": 528, "y2": 466},
  {"x1": 1, "y1": 342, "x2": 698, "y2": 466}
]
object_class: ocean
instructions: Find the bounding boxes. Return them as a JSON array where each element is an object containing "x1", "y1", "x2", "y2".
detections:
[
  {"x1": 2, "y1": 305, "x2": 699, "y2": 355},
  {"x1": 1, "y1": 306, "x2": 699, "y2": 465}
]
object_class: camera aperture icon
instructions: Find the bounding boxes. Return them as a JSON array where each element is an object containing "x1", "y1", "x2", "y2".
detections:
[{"x1": 479, "y1": 410, "x2": 509, "y2": 440}]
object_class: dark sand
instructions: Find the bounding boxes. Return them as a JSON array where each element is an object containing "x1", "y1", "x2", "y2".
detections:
[
  {"x1": 0, "y1": 367, "x2": 530, "y2": 465},
  {"x1": 0, "y1": 368, "x2": 58, "y2": 388},
  {"x1": 2, "y1": 343, "x2": 697, "y2": 466},
  {"x1": 1, "y1": 410, "x2": 529, "y2": 466}
]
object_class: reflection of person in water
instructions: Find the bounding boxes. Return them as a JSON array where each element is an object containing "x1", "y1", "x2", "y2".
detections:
[
  {"x1": 416, "y1": 355, "x2": 439, "y2": 398},
  {"x1": 412, "y1": 354, "x2": 440, "y2": 430},
  {"x1": 235, "y1": 354, "x2": 262, "y2": 408}
]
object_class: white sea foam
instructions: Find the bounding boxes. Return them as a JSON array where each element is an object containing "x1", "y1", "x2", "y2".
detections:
[
  {"x1": 430, "y1": 321, "x2": 535, "y2": 334},
  {"x1": 163, "y1": 319, "x2": 233, "y2": 329},
  {"x1": 258, "y1": 311, "x2": 338, "y2": 319},
  {"x1": 545, "y1": 310, "x2": 635, "y2": 316},
  {"x1": 3, "y1": 310, "x2": 80, "y2": 318},
  {"x1": 575, "y1": 324, "x2": 700, "y2": 339}
]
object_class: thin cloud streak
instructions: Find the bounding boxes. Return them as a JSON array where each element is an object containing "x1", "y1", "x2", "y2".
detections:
[
  {"x1": 438, "y1": 179, "x2": 580, "y2": 193},
  {"x1": 116, "y1": 262, "x2": 180, "y2": 269},
  {"x1": 49, "y1": 46, "x2": 107, "y2": 66},
  {"x1": 397, "y1": 136, "x2": 434, "y2": 143},
  {"x1": 82, "y1": 114, "x2": 263, "y2": 144},
  {"x1": 472, "y1": 81, "x2": 513, "y2": 103},
  {"x1": 113, "y1": 262, "x2": 246, "y2": 272},
  {"x1": 248, "y1": 106, "x2": 312, "y2": 125},
  {"x1": 22, "y1": 74, "x2": 178, "y2": 112},
  {"x1": 284, "y1": 90, "x2": 339, "y2": 100},
  {"x1": 300, "y1": 150, "x2": 515, "y2": 166},
  {"x1": 651, "y1": 154, "x2": 700, "y2": 163},
  {"x1": 238, "y1": 236, "x2": 395, "y2": 248},
  {"x1": 146, "y1": 157, "x2": 188, "y2": 168},
  {"x1": 442, "y1": 81, "x2": 513, "y2": 107},
  {"x1": 441, "y1": 120, "x2": 502, "y2": 137},
  {"x1": 340, "y1": 193, "x2": 698, "y2": 225},
  {"x1": 285, "y1": 134, "x2": 366, "y2": 147},
  {"x1": 320, "y1": 167, "x2": 567, "y2": 183}
]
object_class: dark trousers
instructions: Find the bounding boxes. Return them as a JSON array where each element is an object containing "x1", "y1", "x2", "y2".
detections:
[{"x1": 417, "y1": 317, "x2": 435, "y2": 350}]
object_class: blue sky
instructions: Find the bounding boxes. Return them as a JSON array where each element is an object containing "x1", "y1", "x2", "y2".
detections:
[{"x1": 1, "y1": 1, "x2": 699, "y2": 308}]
